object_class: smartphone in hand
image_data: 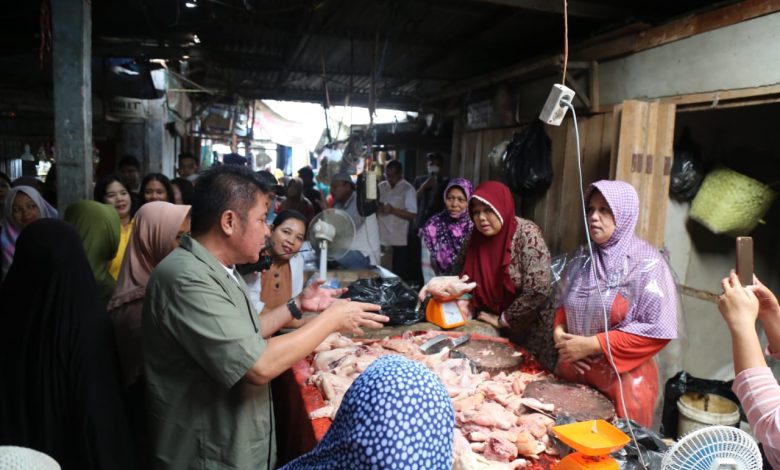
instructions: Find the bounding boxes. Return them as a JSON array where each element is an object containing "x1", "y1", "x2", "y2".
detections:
[{"x1": 736, "y1": 236, "x2": 753, "y2": 286}]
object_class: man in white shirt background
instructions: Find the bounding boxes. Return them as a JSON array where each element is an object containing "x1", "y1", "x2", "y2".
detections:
[
  {"x1": 330, "y1": 172, "x2": 381, "y2": 268},
  {"x1": 377, "y1": 160, "x2": 417, "y2": 279}
]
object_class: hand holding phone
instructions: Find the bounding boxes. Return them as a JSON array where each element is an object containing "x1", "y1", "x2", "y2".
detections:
[{"x1": 736, "y1": 236, "x2": 753, "y2": 287}]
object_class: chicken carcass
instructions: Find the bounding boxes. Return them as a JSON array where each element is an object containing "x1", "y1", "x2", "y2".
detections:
[{"x1": 418, "y1": 275, "x2": 477, "y2": 302}]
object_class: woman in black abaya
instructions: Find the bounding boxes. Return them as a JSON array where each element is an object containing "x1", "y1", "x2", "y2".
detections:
[{"x1": 0, "y1": 219, "x2": 137, "y2": 470}]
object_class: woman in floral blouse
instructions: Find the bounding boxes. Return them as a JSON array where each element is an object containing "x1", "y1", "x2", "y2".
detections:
[{"x1": 459, "y1": 181, "x2": 552, "y2": 339}]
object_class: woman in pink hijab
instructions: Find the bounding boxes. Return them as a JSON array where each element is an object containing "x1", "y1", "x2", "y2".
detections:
[
  {"x1": 107, "y1": 201, "x2": 191, "y2": 388},
  {"x1": 553, "y1": 180, "x2": 678, "y2": 426}
]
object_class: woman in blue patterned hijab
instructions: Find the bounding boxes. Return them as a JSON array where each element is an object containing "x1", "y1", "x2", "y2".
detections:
[{"x1": 281, "y1": 355, "x2": 455, "y2": 470}]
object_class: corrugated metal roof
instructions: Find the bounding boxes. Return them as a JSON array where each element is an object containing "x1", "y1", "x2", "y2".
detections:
[{"x1": 0, "y1": 0, "x2": 743, "y2": 110}]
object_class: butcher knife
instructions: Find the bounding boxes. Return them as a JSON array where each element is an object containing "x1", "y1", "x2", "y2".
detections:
[
  {"x1": 420, "y1": 333, "x2": 472, "y2": 355},
  {"x1": 420, "y1": 334, "x2": 450, "y2": 355}
]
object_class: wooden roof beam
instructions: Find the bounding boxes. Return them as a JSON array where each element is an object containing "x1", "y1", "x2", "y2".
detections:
[{"x1": 464, "y1": 0, "x2": 630, "y2": 20}]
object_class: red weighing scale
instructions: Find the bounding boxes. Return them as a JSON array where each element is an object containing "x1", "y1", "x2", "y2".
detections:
[{"x1": 552, "y1": 420, "x2": 630, "y2": 470}]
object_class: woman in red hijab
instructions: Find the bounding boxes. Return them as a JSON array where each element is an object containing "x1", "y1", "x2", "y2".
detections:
[{"x1": 461, "y1": 181, "x2": 552, "y2": 339}]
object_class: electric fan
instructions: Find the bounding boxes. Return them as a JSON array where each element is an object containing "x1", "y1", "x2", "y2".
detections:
[
  {"x1": 0, "y1": 446, "x2": 60, "y2": 470},
  {"x1": 661, "y1": 425, "x2": 762, "y2": 470},
  {"x1": 307, "y1": 208, "x2": 356, "y2": 280}
]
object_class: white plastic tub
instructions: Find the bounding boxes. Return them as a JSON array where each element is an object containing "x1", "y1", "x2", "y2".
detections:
[{"x1": 677, "y1": 392, "x2": 740, "y2": 437}]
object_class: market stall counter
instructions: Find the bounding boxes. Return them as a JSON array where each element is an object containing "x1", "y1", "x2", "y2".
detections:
[{"x1": 272, "y1": 329, "x2": 593, "y2": 469}]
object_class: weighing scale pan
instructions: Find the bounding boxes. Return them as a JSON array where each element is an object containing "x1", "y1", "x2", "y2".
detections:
[{"x1": 553, "y1": 420, "x2": 630, "y2": 457}]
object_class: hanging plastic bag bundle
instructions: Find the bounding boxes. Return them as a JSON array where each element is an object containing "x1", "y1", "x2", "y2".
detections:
[{"x1": 503, "y1": 120, "x2": 553, "y2": 196}]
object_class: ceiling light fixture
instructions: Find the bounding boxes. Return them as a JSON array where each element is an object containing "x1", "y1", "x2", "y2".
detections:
[
  {"x1": 193, "y1": 35, "x2": 201, "y2": 44},
  {"x1": 185, "y1": 0, "x2": 198, "y2": 8}
]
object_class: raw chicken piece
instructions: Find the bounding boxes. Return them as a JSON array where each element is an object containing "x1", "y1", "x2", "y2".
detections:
[
  {"x1": 308, "y1": 405, "x2": 335, "y2": 419},
  {"x1": 459, "y1": 423, "x2": 494, "y2": 437},
  {"x1": 452, "y1": 391, "x2": 486, "y2": 413},
  {"x1": 516, "y1": 413, "x2": 554, "y2": 439},
  {"x1": 313, "y1": 333, "x2": 358, "y2": 352},
  {"x1": 453, "y1": 428, "x2": 482, "y2": 470},
  {"x1": 483, "y1": 436, "x2": 519, "y2": 463},
  {"x1": 312, "y1": 372, "x2": 354, "y2": 409},
  {"x1": 462, "y1": 402, "x2": 516, "y2": 430},
  {"x1": 479, "y1": 382, "x2": 514, "y2": 406},
  {"x1": 514, "y1": 429, "x2": 546, "y2": 457},
  {"x1": 512, "y1": 378, "x2": 525, "y2": 395},
  {"x1": 312, "y1": 347, "x2": 356, "y2": 371},
  {"x1": 379, "y1": 337, "x2": 419, "y2": 355},
  {"x1": 502, "y1": 396, "x2": 526, "y2": 415},
  {"x1": 419, "y1": 275, "x2": 477, "y2": 302},
  {"x1": 519, "y1": 397, "x2": 555, "y2": 414},
  {"x1": 328, "y1": 347, "x2": 386, "y2": 378}
]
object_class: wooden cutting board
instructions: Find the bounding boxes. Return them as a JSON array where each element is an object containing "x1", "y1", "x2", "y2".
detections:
[
  {"x1": 523, "y1": 379, "x2": 615, "y2": 422},
  {"x1": 450, "y1": 339, "x2": 524, "y2": 375}
]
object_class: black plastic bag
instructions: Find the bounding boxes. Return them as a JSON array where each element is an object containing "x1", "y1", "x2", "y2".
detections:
[
  {"x1": 660, "y1": 371, "x2": 741, "y2": 439},
  {"x1": 612, "y1": 418, "x2": 668, "y2": 470},
  {"x1": 670, "y1": 128, "x2": 705, "y2": 200},
  {"x1": 356, "y1": 171, "x2": 380, "y2": 217},
  {"x1": 503, "y1": 120, "x2": 553, "y2": 196},
  {"x1": 342, "y1": 277, "x2": 422, "y2": 325}
]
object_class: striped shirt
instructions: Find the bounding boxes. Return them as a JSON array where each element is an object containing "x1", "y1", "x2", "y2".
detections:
[{"x1": 733, "y1": 350, "x2": 780, "y2": 469}]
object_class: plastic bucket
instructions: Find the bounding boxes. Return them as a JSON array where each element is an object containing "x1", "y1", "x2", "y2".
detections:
[{"x1": 677, "y1": 392, "x2": 740, "y2": 437}]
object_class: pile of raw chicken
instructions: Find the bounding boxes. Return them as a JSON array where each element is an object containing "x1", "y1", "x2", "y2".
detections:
[{"x1": 308, "y1": 331, "x2": 560, "y2": 469}]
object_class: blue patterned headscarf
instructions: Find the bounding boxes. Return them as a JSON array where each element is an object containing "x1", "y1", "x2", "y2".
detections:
[{"x1": 281, "y1": 355, "x2": 455, "y2": 470}]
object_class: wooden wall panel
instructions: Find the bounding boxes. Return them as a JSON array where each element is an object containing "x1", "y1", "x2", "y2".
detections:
[
  {"x1": 612, "y1": 100, "x2": 676, "y2": 248},
  {"x1": 455, "y1": 113, "x2": 614, "y2": 256}
]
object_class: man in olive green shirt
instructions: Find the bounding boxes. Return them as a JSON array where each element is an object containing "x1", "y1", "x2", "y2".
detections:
[{"x1": 143, "y1": 166, "x2": 387, "y2": 470}]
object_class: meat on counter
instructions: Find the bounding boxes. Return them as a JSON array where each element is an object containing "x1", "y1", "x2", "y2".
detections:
[{"x1": 308, "y1": 331, "x2": 559, "y2": 468}]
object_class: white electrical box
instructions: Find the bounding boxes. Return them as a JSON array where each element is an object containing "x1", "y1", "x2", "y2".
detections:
[{"x1": 539, "y1": 84, "x2": 575, "y2": 126}]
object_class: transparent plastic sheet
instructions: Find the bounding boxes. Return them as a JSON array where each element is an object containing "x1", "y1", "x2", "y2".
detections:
[
  {"x1": 341, "y1": 277, "x2": 422, "y2": 326},
  {"x1": 653, "y1": 251, "x2": 689, "y2": 430},
  {"x1": 554, "y1": 245, "x2": 688, "y2": 428}
]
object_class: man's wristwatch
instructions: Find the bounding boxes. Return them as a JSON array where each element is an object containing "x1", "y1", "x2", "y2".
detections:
[{"x1": 287, "y1": 298, "x2": 303, "y2": 320}]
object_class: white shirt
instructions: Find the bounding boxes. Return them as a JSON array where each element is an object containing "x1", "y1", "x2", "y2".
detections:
[
  {"x1": 378, "y1": 179, "x2": 417, "y2": 246},
  {"x1": 333, "y1": 192, "x2": 381, "y2": 265}
]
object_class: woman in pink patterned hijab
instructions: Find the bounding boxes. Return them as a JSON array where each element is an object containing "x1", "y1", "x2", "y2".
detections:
[{"x1": 552, "y1": 180, "x2": 678, "y2": 426}]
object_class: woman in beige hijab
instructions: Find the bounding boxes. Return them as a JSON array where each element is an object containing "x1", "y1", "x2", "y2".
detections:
[{"x1": 108, "y1": 201, "x2": 191, "y2": 388}]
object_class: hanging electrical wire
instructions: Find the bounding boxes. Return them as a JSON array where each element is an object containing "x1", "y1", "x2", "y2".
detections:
[
  {"x1": 39, "y1": 0, "x2": 52, "y2": 68},
  {"x1": 561, "y1": 0, "x2": 568, "y2": 84}
]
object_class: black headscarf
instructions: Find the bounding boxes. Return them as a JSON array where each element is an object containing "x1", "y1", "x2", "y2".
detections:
[{"x1": 0, "y1": 219, "x2": 137, "y2": 469}]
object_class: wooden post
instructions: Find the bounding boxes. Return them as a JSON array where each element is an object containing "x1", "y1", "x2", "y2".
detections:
[
  {"x1": 611, "y1": 100, "x2": 676, "y2": 247},
  {"x1": 52, "y1": 0, "x2": 92, "y2": 211}
]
